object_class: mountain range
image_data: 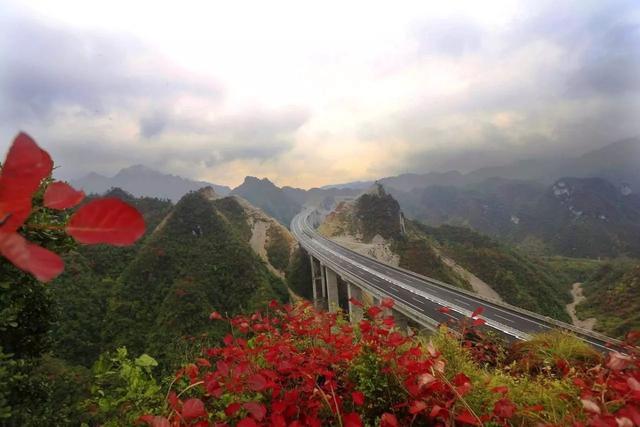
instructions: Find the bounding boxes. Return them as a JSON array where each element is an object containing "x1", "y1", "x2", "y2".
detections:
[
  {"x1": 324, "y1": 137, "x2": 640, "y2": 193},
  {"x1": 71, "y1": 165, "x2": 231, "y2": 202}
]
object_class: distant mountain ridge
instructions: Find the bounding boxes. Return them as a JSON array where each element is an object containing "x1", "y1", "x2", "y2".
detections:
[
  {"x1": 395, "y1": 176, "x2": 640, "y2": 258},
  {"x1": 71, "y1": 164, "x2": 231, "y2": 202},
  {"x1": 324, "y1": 137, "x2": 640, "y2": 192}
]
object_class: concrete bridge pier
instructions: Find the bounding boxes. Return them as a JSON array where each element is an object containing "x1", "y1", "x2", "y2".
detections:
[
  {"x1": 309, "y1": 256, "x2": 326, "y2": 309},
  {"x1": 392, "y1": 309, "x2": 410, "y2": 334},
  {"x1": 347, "y1": 282, "x2": 363, "y2": 322},
  {"x1": 325, "y1": 267, "x2": 340, "y2": 313}
]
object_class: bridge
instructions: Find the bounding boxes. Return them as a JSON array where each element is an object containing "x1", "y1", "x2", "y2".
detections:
[{"x1": 291, "y1": 210, "x2": 618, "y2": 351}]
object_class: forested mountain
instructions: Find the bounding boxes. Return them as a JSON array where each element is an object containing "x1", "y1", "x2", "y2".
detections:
[
  {"x1": 576, "y1": 261, "x2": 640, "y2": 338},
  {"x1": 49, "y1": 188, "x2": 297, "y2": 370},
  {"x1": 318, "y1": 183, "x2": 572, "y2": 320},
  {"x1": 71, "y1": 165, "x2": 231, "y2": 202},
  {"x1": 230, "y1": 176, "x2": 303, "y2": 226},
  {"x1": 393, "y1": 176, "x2": 640, "y2": 258}
]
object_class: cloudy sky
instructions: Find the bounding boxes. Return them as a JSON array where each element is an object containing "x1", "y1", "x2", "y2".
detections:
[{"x1": 1, "y1": 0, "x2": 639, "y2": 188}]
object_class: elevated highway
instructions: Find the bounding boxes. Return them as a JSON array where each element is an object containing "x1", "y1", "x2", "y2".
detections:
[{"x1": 291, "y1": 210, "x2": 618, "y2": 351}]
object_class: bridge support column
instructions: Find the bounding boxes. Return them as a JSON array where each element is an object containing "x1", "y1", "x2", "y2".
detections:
[
  {"x1": 325, "y1": 267, "x2": 340, "y2": 313},
  {"x1": 392, "y1": 309, "x2": 409, "y2": 334},
  {"x1": 347, "y1": 282, "x2": 363, "y2": 322},
  {"x1": 310, "y1": 255, "x2": 318, "y2": 301},
  {"x1": 309, "y1": 256, "x2": 326, "y2": 309}
]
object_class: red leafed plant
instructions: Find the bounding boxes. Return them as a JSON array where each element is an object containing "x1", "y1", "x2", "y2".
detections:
[{"x1": 0, "y1": 132, "x2": 145, "y2": 281}]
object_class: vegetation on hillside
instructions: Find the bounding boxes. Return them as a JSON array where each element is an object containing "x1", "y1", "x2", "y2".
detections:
[
  {"x1": 420, "y1": 223, "x2": 571, "y2": 321},
  {"x1": 103, "y1": 191, "x2": 289, "y2": 369},
  {"x1": 576, "y1": 260, "x2": 640, "y2": 338},
  {"x1": 138, "y1": 300, "x2": 640, "y2": 427}
]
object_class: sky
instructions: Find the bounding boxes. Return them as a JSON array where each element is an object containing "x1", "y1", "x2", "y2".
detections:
[{"x1": 1, "y1": 0, "x2": 639, "y2": 189}]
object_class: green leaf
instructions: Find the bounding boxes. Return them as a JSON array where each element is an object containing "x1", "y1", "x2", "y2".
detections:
[{"x1": 134, "y1": 354, "x2": 158, "y2": 368}]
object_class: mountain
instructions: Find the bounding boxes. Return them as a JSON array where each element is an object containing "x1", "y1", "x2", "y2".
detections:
[
  {"x1": 394, "y1": 176, "x2": 640, "y2": 258},
  {"x1": 71, "y1": 164, "x2": 231, "y2": 202},
  {"x1": 102, "y1": 188, "x2": 290, "y2": 367},
  {"x1": 322, "y1": 137, "x2": 640, "y2": 192},
  {"x1": 50, "y1": 188, "x2": 298, "y2": 369},
  {"x1": 318, "y1": 183, "x2": 572, "y2": 320},
  {"x1": 230, "y1": 177, "x2": 303, "y2": 227},
  {"x1": 230, "y1": 176, "x2": 361, "y2": 227}
]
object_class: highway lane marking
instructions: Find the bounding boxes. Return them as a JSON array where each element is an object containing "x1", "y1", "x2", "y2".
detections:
[
  {"x1": 453, "y1": 298, "x2": 471, "y2": 307},
  {"x1": 494, "y1": 314, "x2": 515, "y2": 324}
]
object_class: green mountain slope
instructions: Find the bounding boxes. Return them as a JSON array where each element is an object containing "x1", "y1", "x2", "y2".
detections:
[
  {"x1": 419, "y1": 224, "x2": 571, "y2": 321},
  {"x1": 319, "y1": 184, "x2": 571, "y2": 320},
  {"x1": 576, "y1": 261, "x2": 640, "y2": 338},
  {"x1": 103, "y1": 190, "x2": 289, "y2": 366}
]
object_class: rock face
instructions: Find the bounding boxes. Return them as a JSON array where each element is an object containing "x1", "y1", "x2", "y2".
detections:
[
  {"x1": 318, "y1": 184, "x2": 472, "y2": 291},
  {"x1": 227, "y1": 196, "x2": 296, "y2": 276}
]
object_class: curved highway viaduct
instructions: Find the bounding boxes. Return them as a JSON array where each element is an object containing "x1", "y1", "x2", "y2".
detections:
[{"x1": 291, "y1": 210, "x2": 619, "y2": 351}]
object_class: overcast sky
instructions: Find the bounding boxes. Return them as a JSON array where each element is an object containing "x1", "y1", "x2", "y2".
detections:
[{"x1": 1, "y1": 0, "x2": 639, "y2": 188}]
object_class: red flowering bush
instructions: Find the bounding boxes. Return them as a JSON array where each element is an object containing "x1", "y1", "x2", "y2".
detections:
[
  {"x1": 140, "y1": 300, "x2": 564, "y2": 426},
  {"x1": 0, "y1": 132, "x2": 146, "y2": 281}
]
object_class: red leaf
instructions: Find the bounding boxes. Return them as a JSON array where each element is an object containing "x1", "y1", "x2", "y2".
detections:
[
  {"x1": 472, "y1": 318, "x2": 486, "y2": 327},
  {"x1": 237, "y1": 418, "x2": 258, "y2": 427},
  {"x1": 225, "y1": 403, "x2": 241, "y2": 417},
  {"x1": 182, "y1": 398, "x2": 207, "y2": 420},
  {"x1": 471, "y1": 306, "x2": 484, "y2": 318},
  {"x1": 438, "y1": 306, "x2": 451, "y2": 314},
  {"x1": 0, "y1": 132, "x2": 53, "y2": 232},
  {"x1": 455, "y1": 410, "x2": 480, "y2": 426},
  {"x1": 0, "y1": 232, "x2": 64, "y2": 282},
  {"x1": 493, "y1": 398, "x2": 516, "y2": 418},
  {"x1": 247, "y1": 373, "x2": 267, "y2": 391},
  {"x1": 523, "y1": 405, "x2": 544, "y2": 412},
  {"x1": 409, "y1": 400, "x2": 427, "y2": 414},
  {"x1": 137, "y1": 415, "x2": 170, "y2": 427},
  {"x1": 66, "y1": 198, "x2": 145, "y2": 245},
  {"x1": 380, "y1": 298, "x2": 395, "y2": 309},
  {"x1": 367, "y1": 306, "x2": 382, "y2": 318},
  {"x1": 243, "y1": 402, "x2": 266, "y2": 421},
  {"x1": 342, "y1": 412, "x2": 362, "y2": 427},
  {"x1": 491, "y1": 385, "x2": 509, "y2": 394},
  {"x1": 352, "y1": 391, "x2": 365, "y2": 406},
  {"x1": 380, "y1": 413, "x2": 399, "y2": 427},
  {"x1": 43, "y1": 181, "x2": 84, "y2": 210},
  {"x1": 349, "y1": 297, "x2": 363, "y2": 307}
]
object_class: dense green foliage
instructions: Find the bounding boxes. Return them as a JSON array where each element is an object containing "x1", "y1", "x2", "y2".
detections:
[
  {"x1": 103, "y1": 191, "x2": 288, "y2": 369},
  {"x1": 286, "y1": 246, "x2": 313, "y2": 299},
  {"x1": 543, "y1": 256, "x2": 604, "y2": 283},
  {"x1": 392, "y1": 223, "x2": 471, "y2": 290},
  {"x1": 265, "y1": 225, "x2": 291, "y2": 271},
  {"x1": 84, "y1": 347, "x2": 164, "y2": 426},
  {"x1": 577, "y1": 260, "x2": 640, "y2": 338},
  {"x1": 420, "y1": 223, "x2": 572, "y2": 321},
  {"x1": 354, "y1": 183, "x2": 403, "y2": 241},
  {"x1": 49, "y1": 189, "x2": 173, "y2": 367}
]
